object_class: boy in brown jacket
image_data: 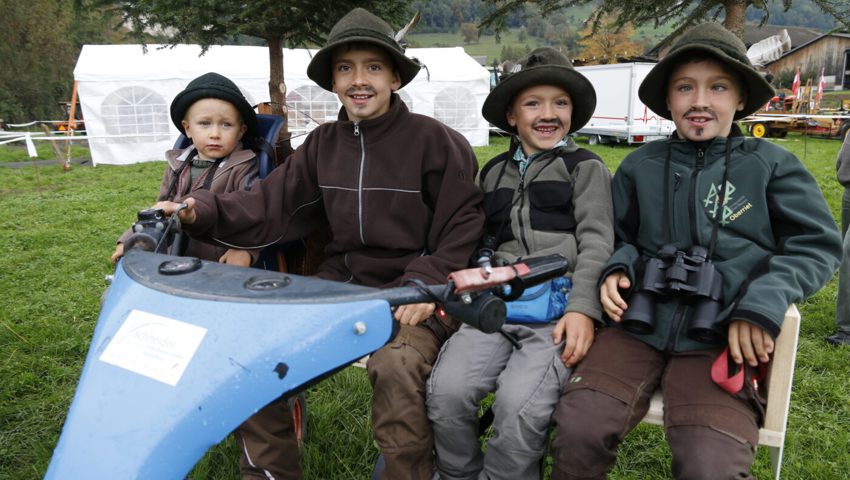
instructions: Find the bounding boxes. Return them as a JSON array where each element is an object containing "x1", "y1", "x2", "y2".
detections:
[{"x1": 156, "y1": 8, "x2": 484, "y2": 480}]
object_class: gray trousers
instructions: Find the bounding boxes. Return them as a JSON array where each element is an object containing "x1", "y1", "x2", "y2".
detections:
[
  {"x1": 836, "y1": 188, "x2": 850, "y2": 333},
  {"x1": 426, "y1": 323, "x2": 570, "y2": 480}
]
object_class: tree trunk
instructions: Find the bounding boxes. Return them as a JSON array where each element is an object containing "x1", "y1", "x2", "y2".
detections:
[
  {"x1": 723, "y1": 0, "x2": 748, "y2": 40},
  {"x1": 266, "y1": 36, "x2": 293, "y2": 159}
]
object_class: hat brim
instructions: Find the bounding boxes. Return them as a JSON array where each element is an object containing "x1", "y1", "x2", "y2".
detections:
[
  {"x1": 170, "y1": 86, "x2": 259, "y2": 142},
  {"x1": 638, "y1": 45, "x2": 775, "y2": 120},
  {"x1": 307, "y1": 36, "x2": 421, "y2": 92},
  {"x1": 482, "y1": 65, "x2": 597, "y2": 134}
]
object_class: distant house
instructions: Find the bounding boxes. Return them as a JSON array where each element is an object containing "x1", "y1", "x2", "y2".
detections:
[{"x1": 763, "y1": 32, "x2": 850, "y2": 90}]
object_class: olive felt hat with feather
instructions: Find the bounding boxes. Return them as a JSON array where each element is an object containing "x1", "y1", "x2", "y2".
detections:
[{"x1": 307, "y1": 8, "x2": 422, "y2": 92}]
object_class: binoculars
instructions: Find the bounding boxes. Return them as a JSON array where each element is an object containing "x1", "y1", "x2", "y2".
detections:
[{"x1": 621, "y1": 244, "x2": 725, "y2": 344}]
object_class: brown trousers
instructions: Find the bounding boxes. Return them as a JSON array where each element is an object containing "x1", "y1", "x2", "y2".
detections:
[
  {"x1": 367, "y1": 315, "x2": 458, "y2": 480},
  {"x1": 234, "y1": 400, "x2": 302, "y2": 480},
  {"x1": 550, "y1": 327, "x2": 766, "y2": 480}
]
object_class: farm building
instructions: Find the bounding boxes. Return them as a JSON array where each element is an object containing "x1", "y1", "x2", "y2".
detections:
[{"x1": 763, "y1": 32, "x2": 850, "y2": 90}]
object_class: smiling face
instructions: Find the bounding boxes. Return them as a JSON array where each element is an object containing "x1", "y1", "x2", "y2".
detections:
[
  {"x1": 507, "y1": 84, "x2": 573, "y2": 155},
  {"x1": 666, "y1": 57, "x2": 746, "y2": 142},
  {"x1": 331, "y1": 45, "x2": 401, "y2": 123},
  {"x1": 181, "y1": 98, "x2": 246, "y2": 160}
]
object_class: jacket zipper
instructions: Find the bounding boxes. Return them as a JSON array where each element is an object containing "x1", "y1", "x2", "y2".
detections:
[
  {"x1": 688, "y1": 148, "x2": 705, "y2": 244},
  {"x1": 354, "y1": 122, "x2": 366, "y2": 245},
  {"x1": 516, "y1": 171, "x2": 531, "y2": 254},
  {"x1": 666, "y1": 303, "x2": 687, "y2": 350}
]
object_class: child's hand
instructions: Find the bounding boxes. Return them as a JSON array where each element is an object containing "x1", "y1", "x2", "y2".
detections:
[
  {"x1": 219, "y1": 249, "x2": 252, "y2": 267},
  {"x1": 599, "y1": 271, "x2": 630, "y2": 322},
  {"x1": 393, "y1": 303, "x2": 435, "y2": 326},
  {"x1": 110, "y1": 243, "x2": 124, "y2": 265},
  {"x1": 553, "y1": 312, "x2": 594, "y2": 367},
  {"x1": 153, "y1": 198, "x2": 197, "y2": 224},
  {"x1": 727, "y1": 320, "x2": 774, "y2": 367}
]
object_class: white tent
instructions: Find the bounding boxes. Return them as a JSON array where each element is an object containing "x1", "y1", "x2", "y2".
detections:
[{"x1": 74, "y1": 44, "x2": 491, "y2": 166}]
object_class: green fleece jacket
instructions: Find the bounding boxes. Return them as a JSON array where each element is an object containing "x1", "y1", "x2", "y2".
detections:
[{"x1": 603, "y1": 127, "x2": 842, "y2": 352}]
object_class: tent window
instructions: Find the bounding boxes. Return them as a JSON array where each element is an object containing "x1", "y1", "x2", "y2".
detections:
[
  {"x1": 101, "y1": 87, "x2": 170, "y2": 144},
  {"x1": 433, "y1": 86, "x2": 477, "y2": 132},
  {"x1": 286, "y1": 86, "x2": 339, "y2": 136}
]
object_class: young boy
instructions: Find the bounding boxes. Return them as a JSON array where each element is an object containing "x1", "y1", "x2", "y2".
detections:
[
  {"x1": 830, "y1": 130, "x2": 850, "y2": 346},
  {"x1": 550, "y1": 23, "x2": 842, "y2": 479},
  {"x1": 111, "y1": 72, "x2": 277, "y2": 477},
  {"x1": 112, "y1": 71, "x2": 260, "y2": 267},
  {"x1": 155, "y1": 8, "x2": 484, "y2": 480},
  {"x1": 426, "y1": 47, "x2": 614, "y2": 480}
]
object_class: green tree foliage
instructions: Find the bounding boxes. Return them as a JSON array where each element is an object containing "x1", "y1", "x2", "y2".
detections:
[
  {"x1": 0, "y1": 0, "x2": 119, "y2": 123},
  {"x1": 461, "y1": 22, "x2": 480, "y2": 43},
  {"x1": 480, "y1": 0, "x2": 850, "y2": 42},
  {"x1": 114, "y1": 0, "x2": 413, "y2": 146}
]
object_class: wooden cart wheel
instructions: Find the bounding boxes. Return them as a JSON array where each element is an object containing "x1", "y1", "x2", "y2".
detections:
[{"x1": 751, "y1": 122, "x2": 769, "y2": 138}]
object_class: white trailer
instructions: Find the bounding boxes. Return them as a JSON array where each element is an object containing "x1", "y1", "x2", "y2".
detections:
[{"x1": 575, "y1": 62, "x2": 674, "y2": 144}]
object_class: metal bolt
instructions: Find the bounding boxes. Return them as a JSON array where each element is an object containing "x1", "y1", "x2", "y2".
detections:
[{"x1": 353, "y1": 321, "x2": 367, "y2": 335}]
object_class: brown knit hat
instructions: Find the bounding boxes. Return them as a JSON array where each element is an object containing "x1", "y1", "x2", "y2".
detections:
[
  {"x1": 482, "y1": 47, "x2": 596, "y2": 134},
  {"x1": 639, "y1": 22, "x2": 774, "y2": 120},
  {"x1": 307, "y1": 8, "x2": 421, "y2": 92}
]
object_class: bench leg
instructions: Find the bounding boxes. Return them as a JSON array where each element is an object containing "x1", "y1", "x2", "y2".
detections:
[{"x1": 768, "y1": 443, "x2": 784, "y2": 480}]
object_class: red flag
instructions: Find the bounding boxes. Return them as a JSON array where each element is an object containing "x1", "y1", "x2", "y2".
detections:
[
  {"x1": 792, "y1": 67, "x2": 801, "y2": 99},
  {"x1": 816, "y1": 67, "x2": 826, "y2": 103}
]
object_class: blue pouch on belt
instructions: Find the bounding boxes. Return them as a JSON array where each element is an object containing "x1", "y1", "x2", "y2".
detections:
[{"x1": 505, "y1": 276, "x2": 571, "y2": 323}]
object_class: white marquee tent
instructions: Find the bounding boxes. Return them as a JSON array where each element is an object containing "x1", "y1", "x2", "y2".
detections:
[{"x1": 74, "y1": 44, "x2": 491, "y2": 166}]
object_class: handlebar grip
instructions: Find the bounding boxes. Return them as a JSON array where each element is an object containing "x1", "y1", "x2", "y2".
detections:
[{"x1": 442, "y1": 294, "x2": 506, "y2": 334}]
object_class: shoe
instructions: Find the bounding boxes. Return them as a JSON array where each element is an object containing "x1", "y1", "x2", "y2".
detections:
[
  {"x1": 826, "y1": 330, "x2": 850, "y2": 346},
  {"x1": 370, "y1": 453, "x2": 385, "y2": 480}
]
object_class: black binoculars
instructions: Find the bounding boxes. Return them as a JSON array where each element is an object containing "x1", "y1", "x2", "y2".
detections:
[{"x1": 621, "y1": 244, "x2": 725, "y2": 344}]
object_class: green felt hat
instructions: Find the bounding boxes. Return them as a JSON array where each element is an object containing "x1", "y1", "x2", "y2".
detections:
[
  {"x1": 638, "y1": 22, "x2": 774, "y2": 120},
  {"x1": 307, "y1": 8, "x2": 421, "y2": 92},
  {"x1": 482, "y1": 47, "x2": 596, "y2": 134}
]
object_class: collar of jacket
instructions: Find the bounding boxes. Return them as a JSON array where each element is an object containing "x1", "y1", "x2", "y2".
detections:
[
  {"x1": 336, "y1": 92, "x2": 407, "y2": 139},
  {"x1": 165, "y1": 144, "x2": 256, "y2": 170},
  {"x1": 668, "y1": 123, "x2": 744, "y2": 161}
]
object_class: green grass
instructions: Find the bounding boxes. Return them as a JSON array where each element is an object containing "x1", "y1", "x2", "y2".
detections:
[{"x1": 1, "y1": 132, "x2": 848, "y2": 479}]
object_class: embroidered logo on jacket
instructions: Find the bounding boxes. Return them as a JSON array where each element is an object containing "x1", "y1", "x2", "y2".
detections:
[{"x1": 703, "y1": 181, "x2": 753, "y2": 225}]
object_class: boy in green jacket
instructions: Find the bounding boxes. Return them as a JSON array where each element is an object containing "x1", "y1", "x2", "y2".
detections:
[{"x1": 550, "y1": 23, "x2": 841, "y2": 479}]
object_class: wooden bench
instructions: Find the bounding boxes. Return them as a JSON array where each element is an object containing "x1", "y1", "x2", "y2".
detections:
[
  {"x1": 354, "y1": 306, "x2": 801, "y2": 479},
  {"x1": 642, "y1": 304, "x2": 800, "y2": 480}
]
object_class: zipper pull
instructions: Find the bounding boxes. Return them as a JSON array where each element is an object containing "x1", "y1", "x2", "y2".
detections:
[
  {"x1": 353, "y1": 122, "x2": 360, "y2": 136},
  {"x1": 673, "y1": 172, "x2": 682, "y2": 191}
]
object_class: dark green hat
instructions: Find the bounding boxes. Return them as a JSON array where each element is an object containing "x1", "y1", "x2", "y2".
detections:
[
  {"x1": 638, "y1": 22, "x2": 774, "y2": 120},
  {"x1": 307, "y1": 8, "x2": 421, "y2": 92},
  {"x1": 482, "y1": 47, "x2": 596, "y2": 134},
  {"x1": 170, "y1": 72, "x2": 258, "y2": 141}
]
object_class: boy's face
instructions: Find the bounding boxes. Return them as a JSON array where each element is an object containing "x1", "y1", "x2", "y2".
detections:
[
  {"x1": 181, "y1": 98, "x2": 246, "y2": 160},
  {"x1": 666, "y1": 58, "x2": 746, "y2": 142},
  {"x1": 331, "y1": 45, "x2": 401, "y2": 123},
  {"x1": 507, "y1": 84, "x2": 573, "y2": 155}
]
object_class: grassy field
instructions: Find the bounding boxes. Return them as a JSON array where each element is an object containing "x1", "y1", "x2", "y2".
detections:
[{"x1": 1, "y1": 132, "x2": 848, "y2": 479}]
